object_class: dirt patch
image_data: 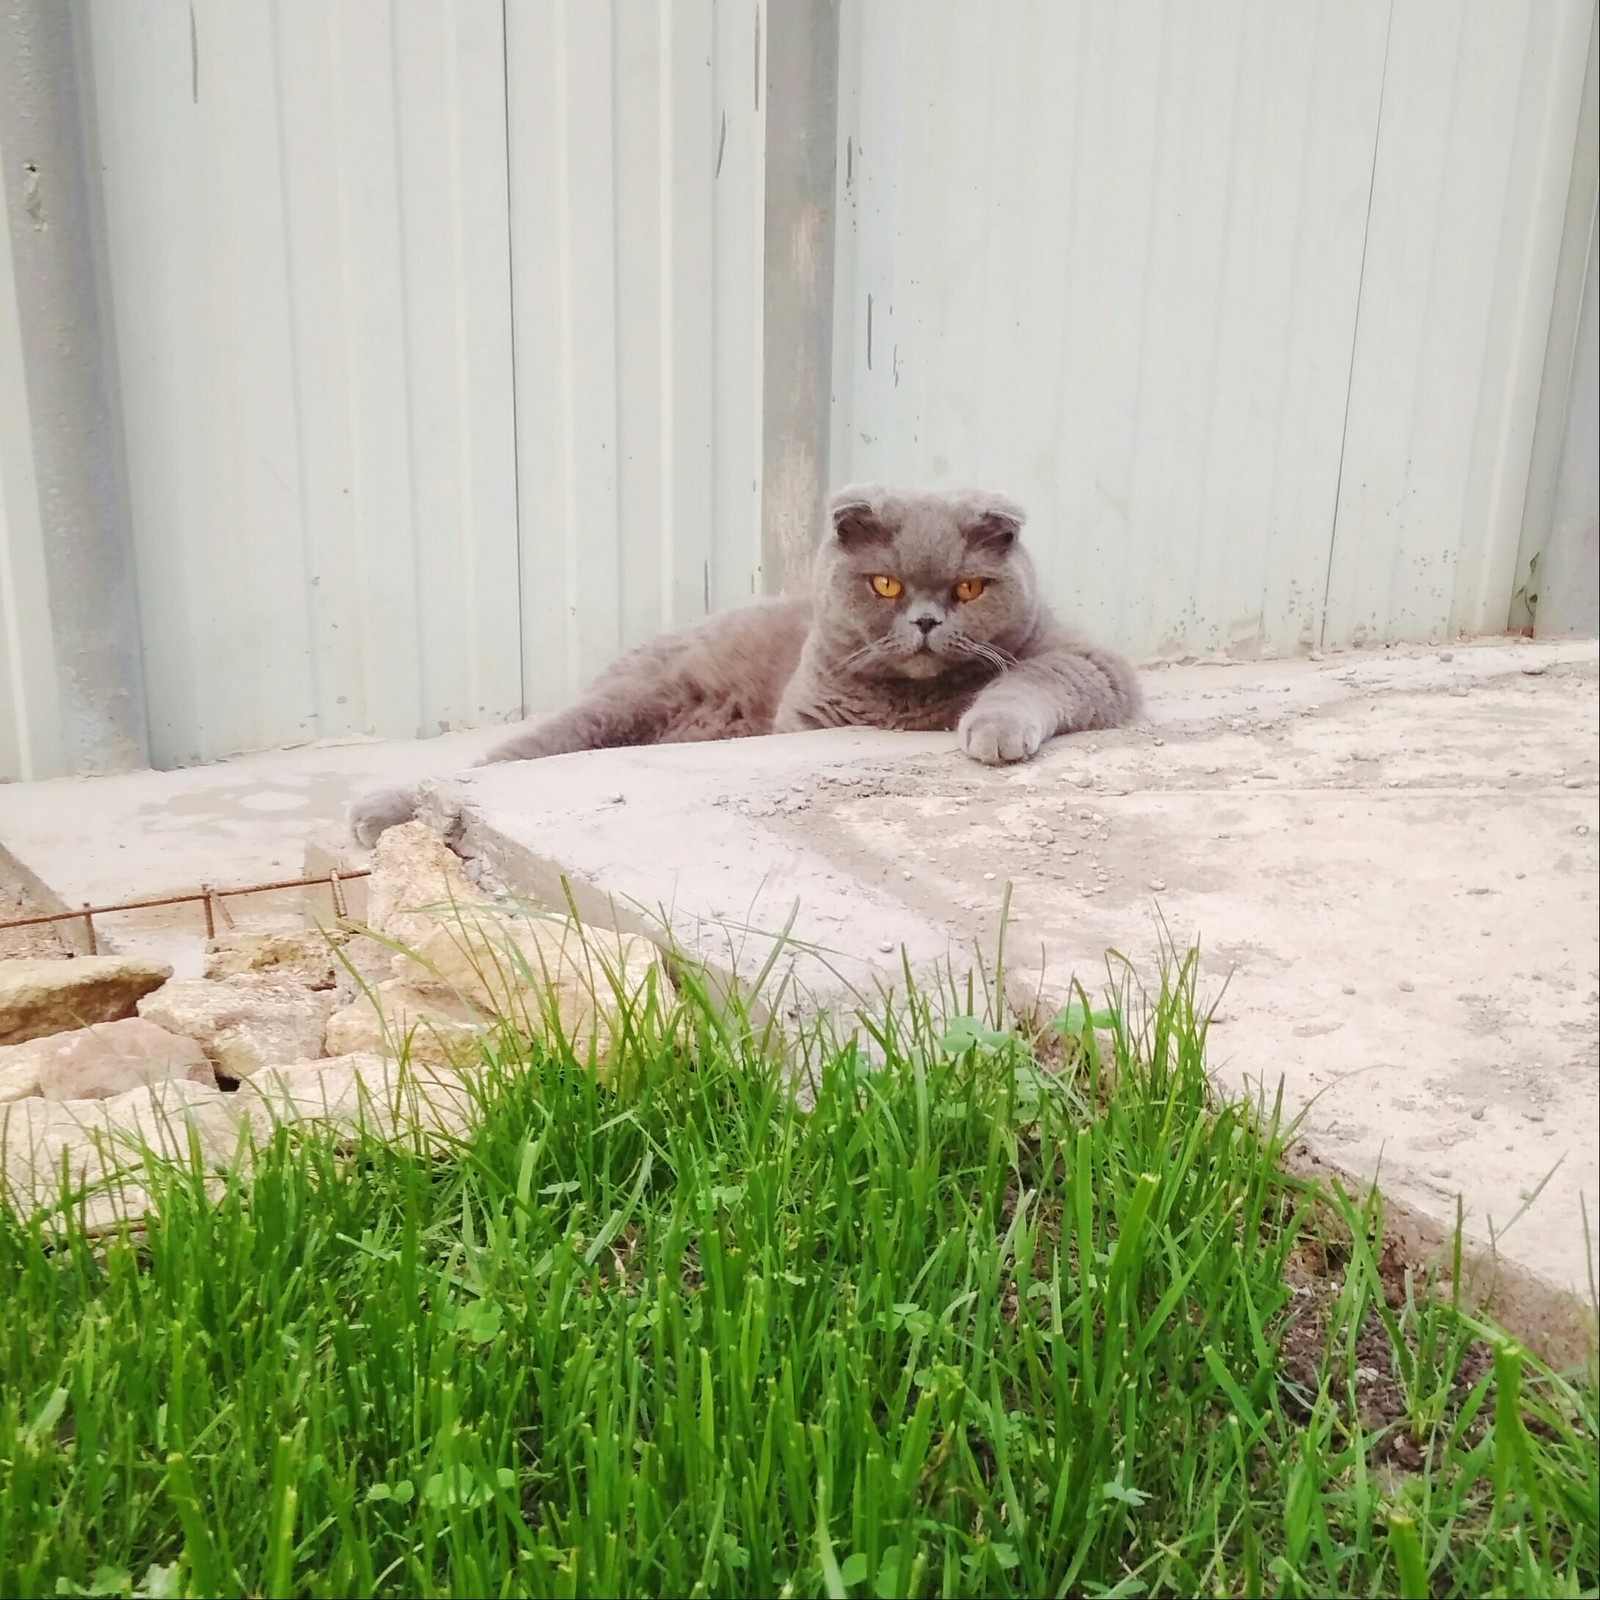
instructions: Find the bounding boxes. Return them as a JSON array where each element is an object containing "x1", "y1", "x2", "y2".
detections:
[{"x1": 1277, "y1": 1236, "x2": 1498, "y2": 1474}]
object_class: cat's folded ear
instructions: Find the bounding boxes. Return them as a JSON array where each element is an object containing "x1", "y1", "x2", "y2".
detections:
[
  {"x1": 964, "y1": 501, "x2": 1025, "y2": 553},
  {"x1": 830, "y1": 495, "x2": 891, "y2": 549}
]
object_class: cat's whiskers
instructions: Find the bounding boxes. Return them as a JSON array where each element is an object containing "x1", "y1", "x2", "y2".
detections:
[
  {"x1": 948, "y1": 635, "x2": 1017, "y2": 674},
  {"x1": 835, "y1": 637, "x2": 888, "y2": 676}
]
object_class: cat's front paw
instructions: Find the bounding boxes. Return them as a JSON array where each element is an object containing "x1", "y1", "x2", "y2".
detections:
[
  {"x1": 958, "y1": 706, "x2": 1045, "y2": 765},
  {"x1": 348, "y1": 785, "x2": 419, "y2": 847}
]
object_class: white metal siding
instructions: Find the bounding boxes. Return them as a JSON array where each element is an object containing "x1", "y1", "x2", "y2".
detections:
[
  {"x1": 80, "y1": 0, "x2": 766, "y2": 765},
  {"x1": 1325, "y1": 0, "x2": 1595, "y2": 647},
  {"x1": 505, "y1": 0, "x2": 765, "y2": 708},
  {"x1": 831, "y1": 0, "x2": 1593, "y2": 660},
  {"x1": 85, "y1": 0, "x2": 522, "y2": 765}
]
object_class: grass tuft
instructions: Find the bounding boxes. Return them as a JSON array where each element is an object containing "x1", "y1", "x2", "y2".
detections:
[{"x1": 1, "y1": 947, "x2": 1594, "y2": 1597}]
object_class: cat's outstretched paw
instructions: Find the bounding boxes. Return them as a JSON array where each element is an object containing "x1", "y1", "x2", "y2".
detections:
[
  {"x1": 958, "y1": 706, "x2": 1044, "y2": 765},
  {"x1": 349, "y1": 785, "x2": 419, "y2": 847}
]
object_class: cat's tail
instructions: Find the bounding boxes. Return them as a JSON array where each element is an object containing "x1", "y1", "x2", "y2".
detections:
[{"x1": 348, "y1": 785, "x2": 419, "y2": 848}]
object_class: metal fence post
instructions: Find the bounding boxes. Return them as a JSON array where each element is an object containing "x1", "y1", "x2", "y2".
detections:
[{"x1": 0, "y1": 0, "x2": 148, "y2": 775}]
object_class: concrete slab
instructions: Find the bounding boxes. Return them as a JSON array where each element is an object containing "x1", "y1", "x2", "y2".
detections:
[{"x1": 420, "y1": 638, "x2": 1598, "y2": 1351}]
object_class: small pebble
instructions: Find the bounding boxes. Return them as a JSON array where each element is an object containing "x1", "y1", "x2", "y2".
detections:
[
  {"x1": 1152, "y1": 737, "x2": 1165, "y2": 746},
  {"x1": 1398, "y1": 980, "x2": 1414, "y2": 993},
  {"x1": 1149, "y1": 879, "x2": 1167, "y2": 891},
  {"x1": 608, "y1": 791, "x2": 625, "y2": 804},
  {"x1": 1564, "y1": 776, "x2": 1585, "y2": 789},
  {"x1": 901, "y1": 869, "x2": 913, "y2": 880},
  {"x1": 982, "y1": 871, "x2": 996, "y2": 881},
  {"x1": 1341, "y1": 984, "x2": 1356, "y2": 996},
  {"x1": 878, "y1": 940, "x2": 895, "y2": 954},
  {"x1": 1576, "y1": 824, "x2": 1591, "y2": 836},
  {"x1": 1522, "y1": 1110, "x2": 1545, "y2": 1123},
  {"x1": 1308, "y1": 650, "x2": 1324, "y2": 662},
  {"x1": 1470, "y1": 1106, "x2": 1486, "y2": 1121},
  {"x1": 1438, "y1": 650, "x2": 1453, "y2": 662},
  {"x1": 1520, "y1": 663, "x2": 1546, "y2": 676}
]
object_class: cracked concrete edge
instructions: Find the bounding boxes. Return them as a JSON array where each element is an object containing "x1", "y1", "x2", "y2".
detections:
[
  {"x1": 306, "y1": 795, "x2": 1600, "y2": 1367},
  {"x1": 422, "y1": 778, "x2": 1005, "y2": 1040},
  {"x1": 1008, "y1": 970, "x2": 1598, "y2": 1369},
  {"x1": 1286, "y1": 1143, "x2": 1598, "y2": 1371}
]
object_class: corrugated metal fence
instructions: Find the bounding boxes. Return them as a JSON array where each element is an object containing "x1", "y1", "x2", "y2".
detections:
[
  {"x1": 1, "y1": 0, "x2": 1595, "y2": 780},
  {"x1": 832, "y1": 0, "x2": 1596, "y2": 660},
  {"x1": 81, "y1": 0, "x2": 765, "y2": 768}
]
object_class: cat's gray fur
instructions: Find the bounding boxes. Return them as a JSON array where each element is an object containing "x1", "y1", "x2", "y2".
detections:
[{"x1": 349, "y1": 485, "x2": 1140, "y2": 846}]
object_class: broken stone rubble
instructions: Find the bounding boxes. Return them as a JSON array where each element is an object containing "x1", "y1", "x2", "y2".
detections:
[
  {"x1": 202, "y1": 929, "x2": 344, "y2": 989},
  {"x1": 0, "y1": 1016, "x2": 213, "y2": 1102},
  {"x1": 322, "y1": 822, "x2": 668, "y2": 1082},
  {"x1": 0, "y1": 817, "x2": 672, "y2": 1233},
  {"x1": 0, "y1": 1079, "x2": 248, "y2": 1232},
  {"x1": 0, "y1": 955, "x2": 171, "y2": 1046},
  {"x1": 0, "y1": 1056, "x2": 481, "y2": 1233},
  {"x1": 138, "y1": 974, "x2": 337, "y2": 1081}
]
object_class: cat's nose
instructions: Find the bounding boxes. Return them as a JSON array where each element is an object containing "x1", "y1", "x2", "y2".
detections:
[{"x1": 912, "y1": 614, "x2": 941, "y2": 635}]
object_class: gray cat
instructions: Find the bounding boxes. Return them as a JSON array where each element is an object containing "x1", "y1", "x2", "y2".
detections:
[{"x1": 349, "y1": 484, "x2": 1140, "y2": 846}]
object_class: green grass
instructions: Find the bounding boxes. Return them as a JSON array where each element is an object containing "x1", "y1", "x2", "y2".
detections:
[{"x1": 1, "y1": 951, "x2": 1595, "y2": 1598}]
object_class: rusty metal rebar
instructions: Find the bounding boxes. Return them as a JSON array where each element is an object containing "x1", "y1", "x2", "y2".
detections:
[{"x1": 0, "y1": 869, "x2": 372, "y2": 935}]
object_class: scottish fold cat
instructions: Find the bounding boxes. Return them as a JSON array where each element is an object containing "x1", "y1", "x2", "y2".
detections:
[{"x1": 350, "y1": 485, "x2": 1139, "y2": 845}]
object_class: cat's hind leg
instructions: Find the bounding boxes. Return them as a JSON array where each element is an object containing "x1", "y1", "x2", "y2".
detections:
[
  {"x1": 481, "y1": 692, "x2": 671, "y2": 764},
  {"x1": 349, "y1": 681, "x2": 677, "y2": 844}
]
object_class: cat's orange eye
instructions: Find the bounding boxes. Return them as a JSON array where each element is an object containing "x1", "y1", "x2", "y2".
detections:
[
  {"x1": 870, "y1": 575, "x2": 903, "y2": 599},
  {"x1": 953, "y1": 577, "x2": 986, "y2": 602}
]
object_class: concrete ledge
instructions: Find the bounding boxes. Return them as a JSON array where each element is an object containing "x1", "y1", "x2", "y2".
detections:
[{"x1": 428, "y1": 639, "x2": 1599, "y2": 1355}]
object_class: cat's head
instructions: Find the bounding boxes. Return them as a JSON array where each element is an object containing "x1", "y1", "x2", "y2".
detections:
[{"x1": 813, "y1": 485, "x2": 1040, "y2": 680}]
